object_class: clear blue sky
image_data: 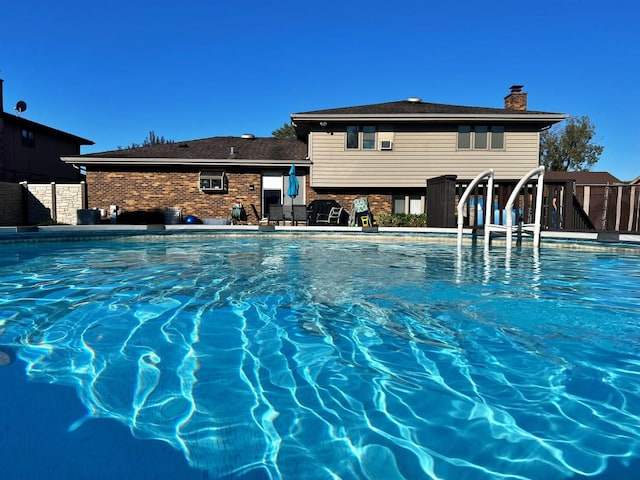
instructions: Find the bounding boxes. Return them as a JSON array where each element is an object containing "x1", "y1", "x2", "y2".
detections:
[{"x1": 1, "y1": 0, "x2": 638, "y2": 180}]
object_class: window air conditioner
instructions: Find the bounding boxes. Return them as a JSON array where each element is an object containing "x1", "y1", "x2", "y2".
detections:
[
  {"x1": 199, "y1": 171, "x2": 227, "y2": 192},
  {"x1": 380, "y1": 140, "x2": 393, "y2": 150}
]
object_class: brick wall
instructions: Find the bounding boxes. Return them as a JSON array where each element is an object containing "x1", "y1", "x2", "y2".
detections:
[
  {"x1": 86, "y1": 168, "x2": 265, "y2": 222},
  {"x1": 85, "y1": 167, "x2": 404, "y2": 224},
  {"x1": 306, "y1": 187, "x2": 394, "y2": 218}
]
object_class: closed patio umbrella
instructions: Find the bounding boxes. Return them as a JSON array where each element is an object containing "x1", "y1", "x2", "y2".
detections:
[
  {"x1": 287, "y1": 164, "x2": 299, "y2": 199},
  {"x1": 286, "y1": 164, "x2": 299, "y2": 221}
]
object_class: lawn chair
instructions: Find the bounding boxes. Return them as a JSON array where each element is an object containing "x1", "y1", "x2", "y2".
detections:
[
  {"x1": 316, "y1": 206, "x2": 343, "y2": 225},
  {"x1": 350, "y1": 198, "x2": 373, "y2": 226}
]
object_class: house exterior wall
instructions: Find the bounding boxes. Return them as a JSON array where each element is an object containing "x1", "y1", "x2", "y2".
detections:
[
  {"x1": 308, "y1": 125, "x2": 541, "y2": 188},
  {"x1": 86, "y1": 167, "x2": 299, "y2": 223},
  {"x1": 0, "y1": 121, "x2": 84, "y2": 183}
]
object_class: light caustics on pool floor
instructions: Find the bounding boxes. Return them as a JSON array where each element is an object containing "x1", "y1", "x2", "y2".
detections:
[{"x1": 1, "y1": 237, "x2": 640, "y2": 479}]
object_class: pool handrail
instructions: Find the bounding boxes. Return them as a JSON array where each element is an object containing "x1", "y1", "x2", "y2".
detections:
[
  {"x1": 504, "y1": 165, "x2": 545, "y2": 250},
  {"x1": 457, "y1": 168, "x2": 494, "y2": 249}
]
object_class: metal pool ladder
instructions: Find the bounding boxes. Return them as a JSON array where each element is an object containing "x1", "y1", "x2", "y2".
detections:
[
  {"x1": 457, "y1": 168, "x2": 494, "y2": 249},
  {"x1": 457, "y1": 166, "x2": 545, "y2": 250}
]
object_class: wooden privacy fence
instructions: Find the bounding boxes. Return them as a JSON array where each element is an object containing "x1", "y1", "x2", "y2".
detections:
[{"x1": 435, "y1": 176, "x2": 640, "y2": 233}]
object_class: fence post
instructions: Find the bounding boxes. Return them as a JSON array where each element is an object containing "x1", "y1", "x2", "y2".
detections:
[
  {"x1": 601, "y1": 184, "x2": 609, "y2": 230},
  {"x1": 19, "y1": 181, "x2": 28, "y2": 225},
  {"x1": 51, "y1": 182, "x2": 57, "y2": 223},
  {"x1": 81, "y1": 181, "x2": 87, "y2": 209},
  {"x1": 561, "y1": 180, "x2": 573, "y2": 230},
  {"x1": 631, "y1": 186, "x2": 639, "y2": 232}
]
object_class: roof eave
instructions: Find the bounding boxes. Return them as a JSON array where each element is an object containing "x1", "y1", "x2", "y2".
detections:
[
  {"x1": 291, "y1": 113, "x2": 569, "y2": 122},
  {"x1": 61, "y1": 157, "x2": 311, "y2": 167},
  {"x1": 1, "y1": 112, "x2": 94, "y2": 145}
]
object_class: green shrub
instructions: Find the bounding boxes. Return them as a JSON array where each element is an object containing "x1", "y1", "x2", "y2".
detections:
[{"x1": 377, "y1": 214, "x2": 426, "y2": 227}]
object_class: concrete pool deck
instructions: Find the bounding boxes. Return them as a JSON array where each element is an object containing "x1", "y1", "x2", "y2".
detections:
[{"x1": 1, "y1": 223, "x2": 639, "y2": 248}]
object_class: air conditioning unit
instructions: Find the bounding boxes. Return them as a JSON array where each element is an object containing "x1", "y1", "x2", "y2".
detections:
[
  {"x1": 199, "y1": 171, "x2": 227, "y2": 192},
  {"x1": 380, "y1": 140, "x2": 393, "y2": 150}
]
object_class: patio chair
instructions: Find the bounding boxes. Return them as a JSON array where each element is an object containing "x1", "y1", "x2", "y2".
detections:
[
  {"x1": 316, "y1": 206, "x2": 343, "y2": 225},
  {"x1": 268, "y1": 205, "x2": 285, "y2": 225},
  {"x1": 350, "y1": 197, "x2": 373, "y2": 226},
  {"x1": 250, "y1": 203, "x2": 263, "y2": 223},
  {"x1": 292, "y1": 205, "x2": 308, "y2": 225}
]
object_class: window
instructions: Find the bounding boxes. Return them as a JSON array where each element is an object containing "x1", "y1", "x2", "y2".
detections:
[
  {"x1": 458, "y1": 125, "x2": 504, "y2": 150},
  {"x1": 474, "y1": 126, "x2": 488, "y2": 149},
  {"x1": 346, "y1": 126, "x2": 376, "y2": 149},
  {"x1": 199, "y1": 171, "x2": 227, "y2": 192},
  {"x1": 362, "y1": 126, "x2": 376, "y2": 149},
  {"x1": 21, "y1": 129, "x2": 35, "y2": 148},
  {"x1": 346, "y1": 126, "x2": 359, "y2": 149},
  {"x1": 458, "y1": 126, "x2": 471, "y2": 149},
  {"x1": 392, "y1": 195, "x2": 424, "y2": 214},
  {"x1": 490, "y1": 126, "x2": 504, "y2": 149},
  {"x1": 393, "y1": 195, "x2": 406, "y2": 214}
]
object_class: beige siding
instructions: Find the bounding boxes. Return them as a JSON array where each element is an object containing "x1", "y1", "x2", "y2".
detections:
[{"x1": 309, "y1": 130, "x2": 541, "y2": 187}]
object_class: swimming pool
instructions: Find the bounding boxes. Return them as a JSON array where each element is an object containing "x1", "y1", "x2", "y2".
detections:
[{"x1": 1, "y1": 234, "x2": 639, "y2": 479}]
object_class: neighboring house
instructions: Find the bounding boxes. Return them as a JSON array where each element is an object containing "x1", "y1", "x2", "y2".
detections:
[
  {"x1": 62, "y1": 85, "x2": 567, "y2": 223},
  {"x1": 0, "y1": 79, "x2": 94, "y2": 183}
]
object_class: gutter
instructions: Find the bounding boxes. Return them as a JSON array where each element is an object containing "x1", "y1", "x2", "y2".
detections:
[
  {"x1": 60, "y1": 157, "x2": 312, "y2": 167},
  {"x1": 291, "y1": 113, "x2": 569, "y2": 123}
]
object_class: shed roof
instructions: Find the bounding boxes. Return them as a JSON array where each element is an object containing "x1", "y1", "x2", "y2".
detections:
[{"x1": 545, "y1": 171, "x2": 622, "y2": 184}]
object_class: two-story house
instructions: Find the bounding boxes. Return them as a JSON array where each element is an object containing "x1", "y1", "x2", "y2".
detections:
[
  {"x1": 0, "y1": 79, "x2": 94, "y2": 183},
  {"x1": 62, "y1": 86, "x2": 567, "y2": 224},
  {"x1": 291, "y1": 85, "x2": 567, "y2": 217}
]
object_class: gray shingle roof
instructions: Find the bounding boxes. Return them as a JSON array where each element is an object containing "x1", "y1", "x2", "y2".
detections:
[
  {"x1": 545, "y1": 171, "x2": 622, "y2": 184},
  {"x1": 293, "y1": 99, "x2": 560, "y2": 116},
  {"x1": 83, "y1": 136, "x2": 307, "y2": 161}
]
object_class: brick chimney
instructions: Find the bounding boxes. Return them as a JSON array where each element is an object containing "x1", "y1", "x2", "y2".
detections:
[{"x1": 504, "y1": 85, "x2": 527, "y2": 111}]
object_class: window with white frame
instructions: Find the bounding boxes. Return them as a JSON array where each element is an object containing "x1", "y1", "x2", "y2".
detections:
[
  {"x1": 346, "y1": 126, "x2": 377, "y2": 150},
  {"x1": 458, "y1": 125, "x2": 504, "y2": 150},
  {"x1": 199, "y1": 170, "x2": 227, "y2": 192},
  {"x1": 392, "y1": 195, "x2": 424, "y2": 214}
]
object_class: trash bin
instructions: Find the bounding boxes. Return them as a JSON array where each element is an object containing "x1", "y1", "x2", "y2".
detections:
[{"x1": 165, "y1": 207, "x2": 182, "y2": 225}]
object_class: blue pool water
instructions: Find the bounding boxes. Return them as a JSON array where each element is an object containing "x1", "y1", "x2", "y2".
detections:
[{"x1": 1, "y1": 234, "x2": 639, "y2": 480}]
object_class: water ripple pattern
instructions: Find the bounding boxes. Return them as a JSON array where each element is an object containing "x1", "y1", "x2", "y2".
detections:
[{"x1": 1, "y1": 237, "x2": 640, "y2": 479}]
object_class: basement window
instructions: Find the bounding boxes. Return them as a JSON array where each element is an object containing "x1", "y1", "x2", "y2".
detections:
[{"x1": 199, "y1": 171, "x2": 227, "y2": 192}]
